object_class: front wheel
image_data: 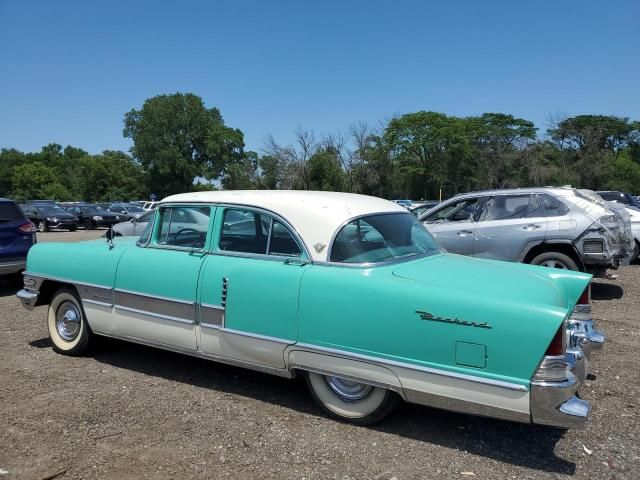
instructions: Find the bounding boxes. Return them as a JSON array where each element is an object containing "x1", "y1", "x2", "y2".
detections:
[
  {"x1": 83, "y1": 218, "x2": 94, "y2": 230},
  {"x1": 305, "y1": 372, "x2": 399, "y2": 425},
  {"x1": 530, "y1": 252, "x2": 579, "y2": 271},
  {"x1": 47, "y1": 287, "x2": 91, "y2": 356}
]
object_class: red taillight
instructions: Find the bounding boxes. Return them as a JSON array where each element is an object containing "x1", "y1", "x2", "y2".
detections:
[
  {"x1": 546, "y1": 326, "x2": 565, "y2": 356},
  {"x1": 18, "y1": 222, "x2": 36, "y2": 233},
  {"x1": 577, "y1": 285, "x2": 590, "y2": 306}
]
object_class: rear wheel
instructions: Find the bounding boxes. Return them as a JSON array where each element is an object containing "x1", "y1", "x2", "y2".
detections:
[
  {"x1": 37, "y1": 220, "x2": 48, "y2": 232},
  {"x1": 530, "y1": 252, "x2": 579, "y2": 271},
  {"x1": 47, "y1": 287, "x2": 91, "y2": 355},
  {"x1": 305, "y1": 372, "x2": 399, "y2": 425},
  {"x1": 83, "y1": 218, "x2": 94, "y2": 230}
]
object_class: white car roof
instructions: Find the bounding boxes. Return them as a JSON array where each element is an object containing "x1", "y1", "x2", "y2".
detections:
[{"x1": 161, "y1": 190, "x2": 406, "y2": 261}]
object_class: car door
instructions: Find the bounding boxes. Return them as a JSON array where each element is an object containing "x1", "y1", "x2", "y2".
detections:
[
  {"x1": 422, "y1": 197, "x2": 481, "y2": 256},
  {"x1": 113, "y1": 204, "x2": 214, "y2": 350},
  {"x1": 473, "y1": 193, "x2": 547, "y2": 261},
  {"x1": 198, "y1": 206, "x2": 310, "y2": 369}
]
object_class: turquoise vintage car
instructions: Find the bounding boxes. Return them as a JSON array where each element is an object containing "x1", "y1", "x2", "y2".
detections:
[{"x1": 17, "y1": 191, "x2": 605, "y2": 427}]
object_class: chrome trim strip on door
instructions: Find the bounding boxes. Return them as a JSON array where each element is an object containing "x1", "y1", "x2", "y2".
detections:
[
  {"x1": 24, "y1": 272, "x2": 111, "y2": 291},
  {"x1": 114, "y1": 305, "x2": 195, "y2": 325},
  {"x1": 77, "y1": 284, "x2": 114, "y2": 306},
  {"x1": 294, "y1": 343, "x2": 528, "y2": 392},
  {"x1": 115, "y1": 288, "x2": 195, "y2": 305},
  {"x1": 82, "y1": 299, "x2": 113, "y2": 308},
  {"x1": 200, "y1": 304, "x2": 224, "y2": 328},
  {"x1": 114, "y1": 290, "x2": 196, "y2": 323},
  {"x1": 221, "y1": 328, "x2": 293, "y2": 345}
]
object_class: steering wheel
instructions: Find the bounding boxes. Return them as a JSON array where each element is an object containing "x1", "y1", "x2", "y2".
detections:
[{"x1": 174, "y1": 228, "x2": 201, "y2": 247}]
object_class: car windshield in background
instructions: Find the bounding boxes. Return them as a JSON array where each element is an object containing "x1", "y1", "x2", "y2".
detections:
[
  {"x1": 329, "y1": 213, "x2": 441, "y2": 264},
  {"x1": 126, "y1": 205, "x2": 144, "y2": 212},
  {"x1": 39, "y1": 206, "x2": 67, "y2": 214}
]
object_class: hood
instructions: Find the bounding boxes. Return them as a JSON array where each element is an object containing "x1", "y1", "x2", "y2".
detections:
[{"x1": 392, "y1": 254, "x2": 591, "y2": 311}]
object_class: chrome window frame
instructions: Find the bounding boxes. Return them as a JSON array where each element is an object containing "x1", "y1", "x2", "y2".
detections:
[
  {"x1": 216, "y1": 204, "x2": 310, "y2": 262},
  {"x1": 147, "y1": 204, "x2": 213, "y2": 253},
  {"x1": 324, "y1": 211, "x2": 443, "y2": 268}
]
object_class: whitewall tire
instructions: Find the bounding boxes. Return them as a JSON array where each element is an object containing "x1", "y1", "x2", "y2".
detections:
[
  {"x1": 305, "y1": 372, "x2": 398, "y2": 425},
  {"x1": 47, "y1": 288, "x2": 91, "y2": 355}
]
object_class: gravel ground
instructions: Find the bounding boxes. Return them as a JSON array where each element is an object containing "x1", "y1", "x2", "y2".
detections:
[{"x1": 1, "y1": 230, "x2": 638, "y2": 479}]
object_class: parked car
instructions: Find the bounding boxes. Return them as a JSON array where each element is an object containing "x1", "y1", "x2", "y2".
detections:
[
  {"x1": 420, "y1": 187, "x2": 633, "y2": 277},
  {"x1": 64, "y1": 204, "x2": 121, "y2": 229},
  {"x1": 20, "y1": 204, "x2": 79, "y2": 232},
  {"x1": 0, "y1": 198, "x2": 36, "y2": 280},
  {"x1": 409, "y1": 201, "x2": 439, "y2": 217},
  {"x1": 624, "y1": 206, "x2": 640, "y2": 261},
  {"x1": 112, "y1": 210, "x2": 154, "y2": 237},
  {"x1": 107, "y1": 203, "x2": 145, "y2": 220},
  {"x1": 596, "y1": 191, "x2": 640, "y2": 211},
  {"x1": 17, "y1": 191, "x2": 604, "y2": 428}
]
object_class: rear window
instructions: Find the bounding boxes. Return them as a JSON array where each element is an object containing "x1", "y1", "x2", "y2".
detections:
[
  {"x1": 0, "y1": 202, "x2": 24, "y2": 222},
  {"x1": 329, "y1": 213, "x2": 441, "y2": 264}
]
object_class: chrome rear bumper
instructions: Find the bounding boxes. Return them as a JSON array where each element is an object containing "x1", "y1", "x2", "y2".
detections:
[{"x1": 530, "y1": 374, "x2": 590, "y2": 428}]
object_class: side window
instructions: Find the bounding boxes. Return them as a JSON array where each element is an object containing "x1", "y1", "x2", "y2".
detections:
[
  {"x1": 219, "y1": 208, "x2": 302, "y2": 257},
  {"x1": 540, "y1": 194, "x2": 570, "y2": 217},
  {"x1": 424, "y1": 198, "x2": 479, "y2": 223},
  {"x1": 480, "y1": 194, "x2": 542, "y2": 221},
  {"x1": 156, "y1": 206, "x2": 210, "y2": 248}
]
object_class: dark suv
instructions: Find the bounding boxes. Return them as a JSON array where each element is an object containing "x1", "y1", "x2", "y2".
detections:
[{"x1": 0, "y1": 198, "x2": 36, "y2": 279}]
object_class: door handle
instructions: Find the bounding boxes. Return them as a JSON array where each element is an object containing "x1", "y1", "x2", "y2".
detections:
[
  {"x1": 284, "y1": 258, "x2": 309, "y2": 266},
  {"x1": 523, "y1": 224, "x2": 542, "y2": 231},
  {"x1": 456, "y1": 230, "x2": 473, "y2": 236}
]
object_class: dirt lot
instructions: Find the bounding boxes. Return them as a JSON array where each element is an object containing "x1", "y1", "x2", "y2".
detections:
[{"x1": 1, "y1": 230, "x2": 639, "y2": 479}]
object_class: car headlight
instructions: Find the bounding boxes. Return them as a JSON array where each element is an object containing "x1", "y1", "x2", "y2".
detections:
[
  {"x1": 115, "y1": 216, "x2": 120, "y2": 220},
  {"x1": 46, "y1": 217, "x2": 56, "y2": 222},
  {"x1": 93, "y1": 215, "x2": 103, "y2": 221}
]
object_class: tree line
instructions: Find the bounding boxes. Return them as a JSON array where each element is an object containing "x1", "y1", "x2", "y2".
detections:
[{"x1": 2, "y1": 92, "x2": 639, "y2": 202}]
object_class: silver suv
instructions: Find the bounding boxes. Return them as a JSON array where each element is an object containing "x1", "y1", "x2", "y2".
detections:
[{"x1": 421, "y1": 187, "x2": 633, "y2": 276}]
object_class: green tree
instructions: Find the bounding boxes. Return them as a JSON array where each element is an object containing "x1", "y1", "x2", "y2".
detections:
[
  {"x1": 10, "y1": 162, "x2": 68, "y2": 201},
  {"x1": 307, "y1": 147, "x2": 345, "y2": 191},
  {"x1": 123, "y1": 92, "x2": 245, "y2": 196}
]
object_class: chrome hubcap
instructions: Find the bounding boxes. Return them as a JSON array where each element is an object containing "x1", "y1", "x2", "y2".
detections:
[
  {"x1": 325, "y1": 376, "x2": 373, "y2": 402},
  {"x1": 541, "y1": 260, "x2": 567, "y2": 269},
  {"x1": 56, "y1": 301, "x2": 81, "y2": 341}
]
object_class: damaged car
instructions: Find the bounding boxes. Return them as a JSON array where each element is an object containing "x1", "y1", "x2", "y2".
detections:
[{"x1": 421, "y1": 187, "x2": 633, "y2": 277}]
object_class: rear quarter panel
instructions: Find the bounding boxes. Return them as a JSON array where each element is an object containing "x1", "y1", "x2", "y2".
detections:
[{"x1": 297, "y1": 263, "x2": 574, "y2": 388}]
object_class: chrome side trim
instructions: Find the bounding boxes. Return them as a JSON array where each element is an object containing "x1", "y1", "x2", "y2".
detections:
[
  {"x1": 24, "y1": 272, "x2": 110, "y2": 290},
  {"x1": 114, "y1": 289, "x2": 196, "y2": 322},
  {"x1": 82, "y1": 299, "x2": 113, "y2": 308},
  {"x1": 115, "y1": 287, "x2": 195, "y2": 305},
  {"x1": 93, "y1": 330, "x2": 292, "y2": 379},
  {"x1": 403, "y1": 389, "x2": 531, "y2": 424},
  {"x1": 77, "y1": 284, "x2": 113, "y2": 306},
  {"x1": 200, "y1": 304, "x2": 224, "y2": 327},
  {"x1": 222, "y1": 328, "x2": 293, "y2": 345},
  {"x1": 294, "y1": 343, "x2": 528, "y2": 392},
  {"x1": 201, "y1": 322, "x2": 222, "y2": 330},
  {"x1": 114, "y1": 304, "x2": 195, "y2": 325}
]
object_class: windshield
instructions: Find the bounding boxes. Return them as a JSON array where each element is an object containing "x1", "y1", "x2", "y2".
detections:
[
  {"x1": 126, "y1": 205, "x2": 144, "y2": 212},
  {"x1": 39, "y1": 205, "x2": 67, "y2": 214},
  {"x1": 329, "y1": 213, "x2": 441, "y2": 264}
]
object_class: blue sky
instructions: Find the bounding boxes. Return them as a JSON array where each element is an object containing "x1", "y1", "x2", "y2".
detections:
[{"x1": 1, "y1": 0, "x2": 638, "y2": 155}]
